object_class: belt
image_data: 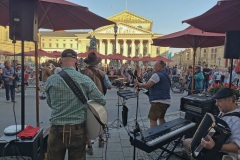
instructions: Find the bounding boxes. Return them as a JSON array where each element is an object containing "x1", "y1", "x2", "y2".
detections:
[{"x1": 52, "y1": 122, "x2": 85, "y2": 130}]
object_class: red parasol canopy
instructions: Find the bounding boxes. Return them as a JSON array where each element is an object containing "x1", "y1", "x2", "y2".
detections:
[
  {"x1": 51, "y1": 51, "x2": 62, "y2": 57},
  {"x1": 130, "y1": 56, "x2": 141, "y2": 61},
  {"x1": 78, "y1": 52, "x2": 88, "y2": 58},
  {"x1": 153, "y1": 55, "x2": 173, "y2": 62},
  {"x1": 81, "y1": 50, "x2": 107, "y2": 59},
  {"x1": 26, "y1": 49, "x2": 48, "y2": 57},
  {"x1": 0, "y1": 0, "x2": 115, "y2": 31},
  {"x1": 0, "y1": 51, "x2": 12, "y2": 56},
  {"x1": 107, "y1": 54, "x2": 129, "y2": 60},
  {"x1": 153, "y1": 26, "x2": 225, "y2": 48},
  {"x1": 183, "y1": 0, "x2": 240, "y2": 33},
  {"x1": 153, "y1": 26, "x2": 225, "y2": 92},
  {"x1": 140, "y1": 56, "x2": 155, "y2": 62}
]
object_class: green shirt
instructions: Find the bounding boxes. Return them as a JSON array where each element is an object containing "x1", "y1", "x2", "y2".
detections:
[{"x1": 46, "y1": 66, "x2": 106, "y2": 125}]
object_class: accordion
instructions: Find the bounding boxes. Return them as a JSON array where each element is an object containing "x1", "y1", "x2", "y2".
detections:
[{"x1": 191, "y1": 113, "x2": 231, "y2": 160}]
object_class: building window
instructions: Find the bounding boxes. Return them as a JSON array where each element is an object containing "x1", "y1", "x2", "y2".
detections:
[
  {"x1": 211, "y1": 54, "x2": 214, "y2": 58},
  {"x1": 215, "y1": 48, "x2": 217, "y2": 53},
  {"x1": 204, "y1": 49, "x2": 206, "y2": 53},
  {"x1": 42, "y1": 43, "x2": 45, "y2": 48},
  {"x1": 70, "y1": 44, "x2": 73, "y2": 48},
  {"x1": 49, "y1": 43, "x2": 52, "y2": 48},
  {"x1": 63, "y1": 44, "x2": 66, "y2": 48},
  {"x1": 56, "y1": 43, "x2": 59, "y2": 48},
  {"x1": 211, "y1": 48, "x2": 214, "y2": 53}
]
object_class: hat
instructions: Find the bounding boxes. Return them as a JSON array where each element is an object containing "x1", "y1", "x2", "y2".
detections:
[
  {"x1": 84, "y1": 52, "x2": 102, "y2": 65},
  {"x1": 195, "y1": 65, "x2": 201, "y2": 69},
  {"x1": 212, "y1": 88, "x2": 234, "y2": 99},
  {"x1": 61, "y1": 49, "x2": 77, "y2": 59}
]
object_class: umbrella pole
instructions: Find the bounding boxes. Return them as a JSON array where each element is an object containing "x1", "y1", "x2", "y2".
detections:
[
  {"x1": 229, "y1": 59, "x2": 233, "y2": 89},
  {"x1": 191, "y1": 48, "x2": 197, "y2": 94},
  {"x1": 35, "y1": 42, "x2": 40, "y2": 127},
  {"x1": 21, "y1": 40, "x2": 25, "y2": 130}
]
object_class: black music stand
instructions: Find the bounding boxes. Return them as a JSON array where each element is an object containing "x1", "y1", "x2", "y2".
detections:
[
  {"x1": 109, "y1": 89, "x2": 123, "y2": 129},
  {"x1": 132, "y1": 87, "x2": 143, "y2": 160}
]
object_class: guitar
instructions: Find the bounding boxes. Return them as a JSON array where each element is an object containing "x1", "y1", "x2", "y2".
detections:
[{"x1": 87, "y1": 100, "x2": 108, "y2": 139}]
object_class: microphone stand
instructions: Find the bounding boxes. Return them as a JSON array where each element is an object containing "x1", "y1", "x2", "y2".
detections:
[{"x1": 133, "y1": 85, "x2": 144, "y2": 160}]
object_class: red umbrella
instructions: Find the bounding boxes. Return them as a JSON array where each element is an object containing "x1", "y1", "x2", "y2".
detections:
[
  {"x1": 83, "y1": 50, "x2": 107, "y2": 59},
  {"x1": 0, "y1": 0, "x2": 114, "y2": 30},
  {"x1": 0, "y1": 51, "x2": 12, "y2": 56},
  {"x1": 153, "y1": 26, "x2": 225, "y2": 92},
  {"x1": 140, "y1": 56, "x2": 155, "y2": 62},
  {"x1": 130, "y1": 56, "x2": 141, "y2": 61},
  {"x1": 107, "y1": 54, "x2": 129, "y2": 60},
  {"x1": 78, "y1": 52, "x2": 88, "y2": 58},
  {"x1": 51, "y1": 51, "x2": 62, "y2": 57},
  {"x1": 154, "y1": 55, "x2": 173, "y2": 62},
  {"x1": 26, "y1": 49, "x2": 48, "y2": 57},
  {"x1": 183, "y1": 0, "x2": 240, "y2": 33}
]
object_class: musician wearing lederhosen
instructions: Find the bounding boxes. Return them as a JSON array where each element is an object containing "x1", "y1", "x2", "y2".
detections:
[
  {"x1": 134, "y1": 60, "x2": 171, "y2": 128},
  {"x1": 45, "y1": 49, "x2": 106, "y2": 160},
  {"x1": 183, "y1": 88, "x2": 240, "y2": 160}
]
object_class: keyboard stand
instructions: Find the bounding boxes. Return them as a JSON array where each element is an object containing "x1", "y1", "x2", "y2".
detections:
[{"x1": 157, "y1": 135, "x2": 188, "y2": 160}]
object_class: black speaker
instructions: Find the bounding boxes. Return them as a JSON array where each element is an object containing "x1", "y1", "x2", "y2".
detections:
[
  {"x1": 9, "y1": 0, "x2": 38, "y2": 41},
  {"x1": 224, "y1": 30, "x2": 240, "y2": 59},
  {"x1": 0, "y1": 129, "x2": 43, "y2": 160}
]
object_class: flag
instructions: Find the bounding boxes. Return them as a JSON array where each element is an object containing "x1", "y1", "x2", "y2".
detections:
[{"x1": 168, "y1": 52, "x2": 172, "y2": 60}]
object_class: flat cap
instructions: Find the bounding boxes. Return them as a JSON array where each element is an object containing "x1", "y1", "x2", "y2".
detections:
[{"x1": 212, "y1": 88, "x2": 234, "y2": 99}]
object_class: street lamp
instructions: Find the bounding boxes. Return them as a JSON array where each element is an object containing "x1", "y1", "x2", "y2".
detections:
[
  {"x1": 113, "y1": 24, "x2": 118, "y2": 69},
  {"x1": 114, "y1": 24, "x2": 118, "y2": 54}
]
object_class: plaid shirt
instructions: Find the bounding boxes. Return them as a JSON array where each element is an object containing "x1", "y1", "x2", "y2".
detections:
[{"x1": 46, "y1": 66, "x2": 106, "y2": 125}]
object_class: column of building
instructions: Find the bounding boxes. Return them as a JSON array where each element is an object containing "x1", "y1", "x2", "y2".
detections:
[
  {"x1": 148, "y1": 40, "x2": 152, "y2": 56},
  {"x1": 123, "y1": 39, "x2": 127, "y2": 57},
  {"x1": 131, "y1": 40, "x2": 135, "y2": 57}
]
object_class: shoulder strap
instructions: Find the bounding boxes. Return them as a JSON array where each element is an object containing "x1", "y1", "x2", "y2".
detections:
[
  {"x1": 58, "y1": 70, "x2": 106, "y2": 129},
  {"x1": 58, "y1": 70, "x2": 87, "y2": 104},
  {"x1": 222, "y1": 112, "x2": 240, "y2": 119}
]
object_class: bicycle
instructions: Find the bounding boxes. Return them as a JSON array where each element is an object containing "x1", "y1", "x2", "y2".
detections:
[{"x1": 171, "y1": 80, "x2": 186, "y2": 93}]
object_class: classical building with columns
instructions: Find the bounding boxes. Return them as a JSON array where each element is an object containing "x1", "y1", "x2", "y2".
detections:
[
  {"x1": 77, "y1": 10, "x2": 169, "y2": 59},
  {"x1": 39, "y1": 10, "x2": 169, "y2": 61}
]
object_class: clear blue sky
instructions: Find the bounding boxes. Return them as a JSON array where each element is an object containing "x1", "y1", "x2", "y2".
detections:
[{"x1": 69, "y1": 0, "x2": 218, "y2": 53}]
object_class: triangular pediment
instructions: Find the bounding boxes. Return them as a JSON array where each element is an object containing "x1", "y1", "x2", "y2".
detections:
[
  {"x1": 108, "y1": 10, "x2": 152, "y2": 23},
  {"x1": 93, "y1": 23, "x2": 153, "y2": 35}
]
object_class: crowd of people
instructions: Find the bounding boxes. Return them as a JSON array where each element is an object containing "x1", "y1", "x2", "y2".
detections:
[{"x1": 169, "y1": 64, "x2": 240, "y2": 93}]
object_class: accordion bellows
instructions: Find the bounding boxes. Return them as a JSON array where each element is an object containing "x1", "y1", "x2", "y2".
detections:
[{"x1": 191, "y1": 113, "x2": 231, "y2": 160}]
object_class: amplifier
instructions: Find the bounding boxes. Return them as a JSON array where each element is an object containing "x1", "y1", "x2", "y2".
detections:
[
  {"x1": 180, "y1": 94, "x2": 219, "y2": 116},
  {"x1": 0, "y1": 128, "x2": 43, "y2": 160}
]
